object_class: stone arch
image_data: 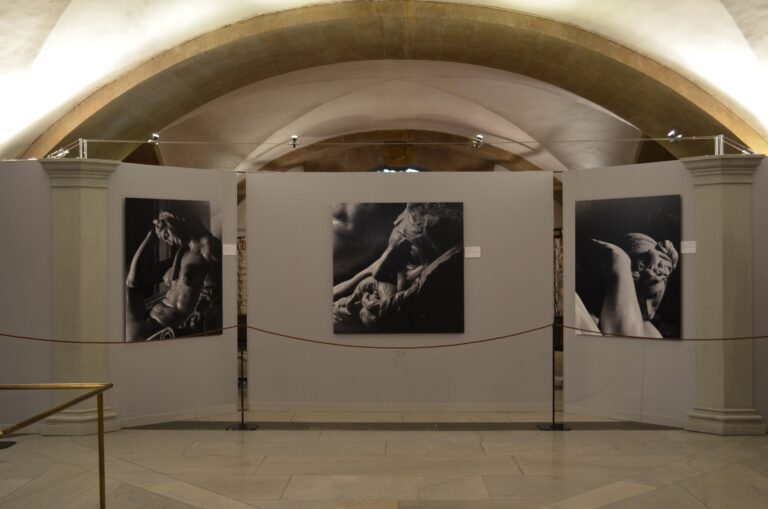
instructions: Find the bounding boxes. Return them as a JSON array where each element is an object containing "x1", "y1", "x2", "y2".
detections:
[{"x1": 21, "y1": 0, "x2": 768, "y2": 159}]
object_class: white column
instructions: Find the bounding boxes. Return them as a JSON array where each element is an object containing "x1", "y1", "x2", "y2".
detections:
[
  {"x1": 684, "y1": 154, "x2": 765, "y2": 435},
  {"x1": 41, "y1": 159, "x2": 121, "y2": 435}
]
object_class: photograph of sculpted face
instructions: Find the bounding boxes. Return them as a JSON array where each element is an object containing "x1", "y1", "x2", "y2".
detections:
[
  {"x1": 332, "y1": 202, "x2": 464, "y2": 334},
  {"x1": 575, "y1": 195, "x2": 681, "y2": 339},
  {"x1": 124, "y1": 198, "x2": 223, "y2": 341}
]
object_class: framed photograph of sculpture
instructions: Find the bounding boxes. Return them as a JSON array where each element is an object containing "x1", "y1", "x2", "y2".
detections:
[
  {"x1": 332, "y1": 202, "x2": 464, "y2": 333},
  {"x1": 124, "y1": 198, "x2": 223, "y2": 341},
  {"x1": 575, "y1": 195, "x2": 681, "y2": 339}
]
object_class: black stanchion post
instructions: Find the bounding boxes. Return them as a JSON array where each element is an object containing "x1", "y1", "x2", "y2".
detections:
[
  {"x1": 538, "y1": 318, "x2": 569, "y2": 431},
  {"x1": 227, "y1": 319, "x2": 257, "y2": 431}
]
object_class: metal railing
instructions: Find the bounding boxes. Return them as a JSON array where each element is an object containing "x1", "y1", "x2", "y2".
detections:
[{"x1": 0, "y1": 383, "x2": 113, "y2": 509}]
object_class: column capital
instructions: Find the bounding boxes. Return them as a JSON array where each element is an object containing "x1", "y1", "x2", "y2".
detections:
[
  {"x1": 41, "y1": 159, "x2": 120, "y2": 189},
  {"x1": 682, "y1": 154, "x2": 764, "y2": 186}
]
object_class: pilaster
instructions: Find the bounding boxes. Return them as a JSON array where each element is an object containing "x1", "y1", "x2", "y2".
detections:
[
  {"x1": 684, "y1": 154, "x2": 765, "y2": 435},
  {"x1": 40, "y1": 159, "x2": 121, "y2": 435}
]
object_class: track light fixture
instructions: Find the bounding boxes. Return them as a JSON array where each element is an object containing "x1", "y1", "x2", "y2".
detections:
[
  {"x1": 472, "y1": 134, "x2": 484, "y2": 148},
  {"x1": 47, "y1": 147, "x2": 70, "y2": 159},
  {"x1": 148, "y1": 132, "x2": 160, "y2": 145},
  {"x1": 290, "y1": 135, "x2": 299, "y2": 148},
  {"x1": 667, "y1": 129, "x2": 683, "y2": 142}
]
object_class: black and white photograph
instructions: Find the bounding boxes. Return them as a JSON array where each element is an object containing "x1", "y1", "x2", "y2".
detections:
[
  {"x1": 124, "y1": 198, "x2": 223, "y2": 341},
  {"x1": 575, "y1": 195, "x2": 681, "y2": 339},
  {"x1": 332, "y1": 202, "x2": 464, "y2": 334}
]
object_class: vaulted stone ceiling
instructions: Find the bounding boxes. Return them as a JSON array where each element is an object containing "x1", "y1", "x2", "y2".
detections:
[{"x1": 2, "y1": 0, "x2": 767, "y2": 169}]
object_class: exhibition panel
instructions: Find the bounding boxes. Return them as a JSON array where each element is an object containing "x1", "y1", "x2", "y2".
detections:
[
  {"x1": 0, "y1": 162, "x2": 53, "y2": 428},
  {"x1": 106, "y1": 163, "x2": 238, "y2": 426},
  {"x1": 563, "y1": 160, "x2": 696, "y2": 426},
  {"x1": 247, "y1": 172, "x2": 553, "y2": 410}
]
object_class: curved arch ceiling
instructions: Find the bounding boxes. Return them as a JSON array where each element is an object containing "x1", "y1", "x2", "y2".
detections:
[
  {"x1": 158, "y1": 61, "x2": 641, "y2": 172},
  {"x1": 3, "y1": 1, "x2": 767, "y2": 160}
]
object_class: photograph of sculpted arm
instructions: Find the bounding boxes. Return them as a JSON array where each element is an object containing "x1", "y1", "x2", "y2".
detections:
[
  {"x1": 332, "y1": 202, "x2": 464, "y2": 334},
  {"x1": 125, "y1": 200, "x2": 222, "y2": 341},
  {"x1": 575, "y1": 233, "x2": 679, "y2": 338}
]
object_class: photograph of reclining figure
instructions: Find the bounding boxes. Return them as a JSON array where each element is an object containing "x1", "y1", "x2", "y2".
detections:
[
  {"x1": 332, "y1": 202, "x2": 464, "y2": 334},
  {"x1": 124, "y1": 198, "x2": 223, "y2": 342}
]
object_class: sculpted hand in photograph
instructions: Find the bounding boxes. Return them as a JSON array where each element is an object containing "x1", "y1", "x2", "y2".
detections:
[
  {"x1": 126, "y1": 207, "x2": 222, "y2": 341},
  {"x1": 576, "y1": 233, "x2": 679, "y2": 338}
]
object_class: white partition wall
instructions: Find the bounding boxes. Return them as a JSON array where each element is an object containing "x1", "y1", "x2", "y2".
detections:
[
  {"x1": 0, "y1": 161, "x2": 53, "y2": 428},
  {"x1": 247, "y1": 172, "x2": 552, "y2": 411},
  {"x1": 106, "y1": 163, "x2": 238, "y2": 426},
  {"x1": 753, "y1": 158, "x2": 768, "y2": 420},
  {"x1": 563, "y1": 160, "x2": 696, "y2": 427}
]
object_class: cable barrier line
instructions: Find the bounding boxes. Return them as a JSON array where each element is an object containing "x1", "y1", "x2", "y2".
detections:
[
  {"x1": 245, "y1": 324, "x2": 552, "y2": 349},
  {"x1": 2, "y1": 322, "x2": 768, "y2": 346},
  {"x1": 0, "y1": 323, "x2": 551, "y2": 347},
  {"x1": 559, "y1": 324, "x2": 768, "y2": 342}
]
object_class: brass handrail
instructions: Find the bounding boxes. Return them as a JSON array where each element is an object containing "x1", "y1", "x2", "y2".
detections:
[{"x1": 0, "y1": 383, "x2": 113, "y2": 509}]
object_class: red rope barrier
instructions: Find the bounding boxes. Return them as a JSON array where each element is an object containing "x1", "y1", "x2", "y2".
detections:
[
  {"x1": 559, "y1": 324, "x2": 768, "y2": 342},
  {"x1": 2, "y1": 323, "x2": 767, "y2": 346},
  {"x1": 245, "y1": 324, "x2": 552, "y2": 349},
  {"x1": 0, "y1": 323, "x2": 551, "y2": 347}
]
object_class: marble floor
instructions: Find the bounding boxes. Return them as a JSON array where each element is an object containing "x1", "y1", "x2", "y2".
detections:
[{"x1": 2, "y1": 411, "x2": 768, "y2": 509}]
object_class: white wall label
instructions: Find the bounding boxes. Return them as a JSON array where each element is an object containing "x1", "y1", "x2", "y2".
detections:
[
  {"x1": 223, "y1": 243, "x2": 237, "y2": 256},
  {"x1": 465, "y1": 246, "x2": 481, "y2": 258},
  {"x1": 680, "y1": 241, "x2": 696, "y2": 254}
]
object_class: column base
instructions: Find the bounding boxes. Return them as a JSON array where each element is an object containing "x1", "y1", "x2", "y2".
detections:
[
  {"x1": 686, "y1": 407, "x2": 765, "y2": 435},
  {"x1": 42, "y1": 406, "x2": 121, "y2": 436}
]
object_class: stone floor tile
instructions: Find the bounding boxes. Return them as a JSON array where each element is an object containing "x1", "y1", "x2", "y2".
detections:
[
  {"x1": 284, "y1": 474, "x2": 488, "y2": 500},
  {"x1": 483, "y1": 472, "x2": 627, "y2": 507},
  {"x1": 680, "y1": 463, "x2": 768, "y2": 509},
  {"x1": 257, "y1": 455, "x2": 523, "y2": 476},
  {"x1": 600, "y1": 485, "x2": 707, "y2": 509}
]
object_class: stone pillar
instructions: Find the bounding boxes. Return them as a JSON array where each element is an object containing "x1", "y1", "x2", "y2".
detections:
[
  {"x1": 684, "y1": 154, "x2": 765, "y2": 435},
  {"x1": 41, "y1": 159, "x2": 120, "y2": 435}
]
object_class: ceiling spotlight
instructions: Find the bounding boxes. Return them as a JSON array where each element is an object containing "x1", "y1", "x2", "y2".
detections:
[
  {"x1": 290, "y1": 135, "x2": 299, "y2": 148},
  {"x1": 472, "y1": 134, "x2": 484, "y2": 148},
  {"x1": 148, "y1": 132, "x2": 160, "y2": 145},
  {"x1": 47, "y1": 147, "x2": 70, "y2": 159},
  {"x1": 667, "y1": 129, "x2": 683, "y2": 142}
]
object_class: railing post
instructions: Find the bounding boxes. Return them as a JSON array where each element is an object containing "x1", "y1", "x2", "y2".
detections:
[{"x1": 97, "y1": 393, "x2": 106, "y2": 509}]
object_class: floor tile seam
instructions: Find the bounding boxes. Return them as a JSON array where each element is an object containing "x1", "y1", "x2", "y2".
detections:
[
  {"x1": 163, "y1": 474, "x2": 271, "y2": 508},
  {"x1": 625, "y1": 450, "x2": 713, "y2": 488},
  {"x1": 604, "y1": 439, "x2": 637, "y2": 455},
  {"x1": 741, "y1": 462, "x2": 768, "y2": 480},
  {"x1": 685, "y1": 460, "x2": 768, "y2": 484},
  {"x1": 113, "y1": 456, "x2": 265, "y2": 509},
  {"x1": 277, "y1": 474, "x2": 292, "y2": 499},
  {"x1": 508, "y1": 453, "x2": 524, "y2": 475},
  {"x1": 178, "y1": 439, "x2": 198, "y2": 456},
  {"x1": 413, "y1": 473, "x2": 492, "y2": 500},
  {"x1": 677, "y1": 479, "x2": 713, "y2": 509},
  {"x1": 252, "y1": 453, "x2": 268, "y2": 474},
  {"x1": 0, "y1": 475, "x2": 37, "y2": 503},
  {"x1": 477, "y1": 473, "x2": 496, "y2": 501},
  {"x1": 682, "y1": 445, "x2": 768, "y2": 474},
  {"x1": 108, "y1": 452, "x2": 196, "y2": 491},
  {"x1": 13, "y1": 443, "x2": 106, "y2": 477}
]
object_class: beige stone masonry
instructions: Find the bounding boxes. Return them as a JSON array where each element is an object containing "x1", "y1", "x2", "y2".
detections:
[
  {"x1": 40, "y1": 159, "x2": 121, "y2": 435},
  {"x1": 684, "y1": 154, "x2": 765, "y2": 435}
]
